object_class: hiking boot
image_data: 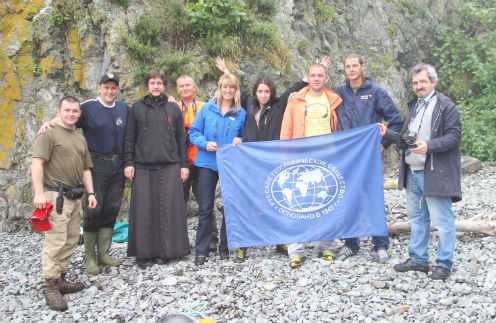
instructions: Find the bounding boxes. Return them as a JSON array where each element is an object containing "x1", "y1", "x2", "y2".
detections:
[
  {"x1": 136, "y1": 258, "x2": 152, "y2": 269},
  {"x1": 337, "y1": 246, "x2": 357, "y2": 260},
  {"x1": 97, "y1": 228, "x2": 121, "y2": 267},
  {"x1": 289, "y1": 256, "x2": 305, "y2": 269},
  {"x1": 44, "y1": 278, "x2": 68, "y2": 311},
  {"x1": 393, "y1": 258, "x2": 429, "y2": 273},
  {"x1": 194, "y1": 256, "x2": 207, "y2": 266},
  {"x1": 376, "y1": 248, "x2": 389, "y2": 262},
  {"x1": 275, "y1": 244, "x2": 288, "y2": 255},
  {"x1": 57, "y1": 273, "x2": 85, "y2": 294},
  {"x1": 154, "y1": 257, "x2": 168, "y2": 265},
  {"x1": 233, "y1": 248, "x2": 246, "y2": 263},
  {"x1": 430, "y1": 266, "x2": 451, "y2": 280},
  {"x1": 83, "y1": 231, "x2": 100, "y2": 275},
  {"x1": 318, "y1": 250, "x2": 335, "y2": 261}
]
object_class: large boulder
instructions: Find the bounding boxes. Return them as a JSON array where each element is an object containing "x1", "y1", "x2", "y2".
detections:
[{"x1": 461, "y1": 156, "x2": 483, "y2": 175}]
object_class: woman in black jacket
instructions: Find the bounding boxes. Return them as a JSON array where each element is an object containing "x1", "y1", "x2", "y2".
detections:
[{"x1": 215, "y1": 56, "x2": 331, "y2": 262}]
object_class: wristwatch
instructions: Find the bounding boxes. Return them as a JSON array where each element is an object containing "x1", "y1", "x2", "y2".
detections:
[{"x1": 88, "y1": 192, "x2": 96, "y2": 196}]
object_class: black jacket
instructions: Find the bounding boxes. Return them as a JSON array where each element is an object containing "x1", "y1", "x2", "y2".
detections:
[
  {"x1": 241, "y1": 80, "x2": 308, "y2": 142},
  {"x1": 384, "y1": 92, "x2": 462, "y2": 201},
  {"x1": 123, "y1": 94, "x2": 188, "y2": 169}
]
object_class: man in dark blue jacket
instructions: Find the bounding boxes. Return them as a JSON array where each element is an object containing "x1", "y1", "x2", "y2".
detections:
[
  {"x1": 335, "y1": 53, "x2": 403, "y2": 262},
  {"x1": 39, "y1": 74, "x2": 130, "y2": 275},
  {"x1": 379, "y1": 63, "x2": 461, "y2": 280}
]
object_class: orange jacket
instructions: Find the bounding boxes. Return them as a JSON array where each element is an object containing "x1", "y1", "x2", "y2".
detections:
[
  {"x1": 280, "y1": 86, "x2": 342, "y2": 139},
  {"x1": 177, "y1": 100, "x2": 204, "y2": 165}
]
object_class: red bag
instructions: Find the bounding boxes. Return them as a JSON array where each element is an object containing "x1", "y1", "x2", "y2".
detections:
[{"x1": 30, "y1": 202, "x2": 54, "y2": 232}]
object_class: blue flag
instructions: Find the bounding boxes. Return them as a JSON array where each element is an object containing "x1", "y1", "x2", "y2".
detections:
[{"x1": 217, "y1": 124, "x2": 387, "y2": 249}]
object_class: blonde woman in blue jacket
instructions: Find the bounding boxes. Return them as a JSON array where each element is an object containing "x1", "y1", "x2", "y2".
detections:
[{"x1": 189, "y1": 73, "x2": 246, "y2": 266}]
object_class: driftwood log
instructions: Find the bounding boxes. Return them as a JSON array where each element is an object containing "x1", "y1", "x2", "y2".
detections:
[{"x1": 387, "y1": 213, "x2": 496, "y2": 236}]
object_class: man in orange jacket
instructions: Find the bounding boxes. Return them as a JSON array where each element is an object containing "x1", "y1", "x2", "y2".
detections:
[
  {"x1": 176, "y1": 75, "x2": 219, "y2": 250},
  {"x1": 280, "y1": 63, "x2": 342, "y2": 268}
]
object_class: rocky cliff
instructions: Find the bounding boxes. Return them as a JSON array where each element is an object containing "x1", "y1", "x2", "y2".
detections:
[{"x1": 0, "y1": 0, "x2": 458, "y2": 231}]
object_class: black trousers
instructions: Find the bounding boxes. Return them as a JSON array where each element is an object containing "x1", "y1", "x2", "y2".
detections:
[{"x1": 83, "y1": 157, "x2": 125, "y2": 232}]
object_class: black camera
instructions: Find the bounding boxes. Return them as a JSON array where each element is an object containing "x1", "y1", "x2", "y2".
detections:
[{"x1": 401, "y1": 130, "x2": 418, "y2": 148}]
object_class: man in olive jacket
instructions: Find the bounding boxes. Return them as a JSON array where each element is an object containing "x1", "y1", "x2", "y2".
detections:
[{"x1": 379, "y1": 63, "x2": 462, "y2": 280}]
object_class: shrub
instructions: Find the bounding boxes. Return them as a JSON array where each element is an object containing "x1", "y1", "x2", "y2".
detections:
[
  {"x1": 123, "y1": 35, "x2": 155, "y2": 62},
  {"x1": 52, "y1": 1, "x2": 76, "y2": 28},
  {"x1": 431, "y1": 1, "x2": 496, "y2": 161},
  {"x1": 38, "y1": 3, "x2": 46, "y2": 12},
  {"x1": 32, "y1": 64, "x2": 42, "y2": 77},
  {"x1": 134, "y1": 15, "x2": 163, "y2": 46},
  {"x1": 114, "y1": 0, "x2": 132, "y2": 9},
  {"x1": 133, "y1": 64, "x2": 153, "y2": 85},
  {"x1": 164, "y1": 0, "x2": 193, "y2": 50},
  {"x1": 245, "y1": 22, "x2": 291, "y2": 70},
  {"x1": 297, "y1": 41, "x2": 310, "y2": 55},
  {"x1": 314, "y1": 0, "x2": 338, "y2": 23},
  {"x1": 203, "y1": 33, "x2": 242, "y2": 59},
  {"x1": 161, "y1": 52, "x2": 194, "y2": 82},
  {"x1": 186, "y1": 0, "x2": 251, "y2": 38},
  {"x1": 246, "y1": 0, "x2": 279, "y2": 20},
  {"x1": 53, "y1": 10, "x2": 73, "y2": 26}
]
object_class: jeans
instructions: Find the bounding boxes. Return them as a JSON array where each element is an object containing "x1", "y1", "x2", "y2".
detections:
[
  {"x1": 406, "y1": 167, "x2": 456, "y2": 270},
  {"x1": 344, "y1": 235, "x2": 389, "y2": 253},
  {"x1": 83, "y1": 157, "x2": 125, "y2": 232},
  {"x1": 184, "y1": 164, "x2": 219, "y2": 241},
  {"x1": 195, "y1": 167, "x2": 228, "y2": 256}
]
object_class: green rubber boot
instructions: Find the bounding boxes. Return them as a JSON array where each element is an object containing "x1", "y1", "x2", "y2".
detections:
[
  {"x1": 97, "y1": 228, "x2": 121, "y2": 267},
  {"x1": 83, "y1": 232, "x2": 100, "y2": 275}
]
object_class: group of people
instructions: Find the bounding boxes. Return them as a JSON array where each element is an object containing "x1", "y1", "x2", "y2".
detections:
[{"x1": 31, "y1": 53, "x2": 462, "y2": 312}]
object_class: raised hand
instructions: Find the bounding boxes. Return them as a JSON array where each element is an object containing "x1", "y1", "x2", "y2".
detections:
[
  {"x1": 317, "y1": 56, "x2": 332, "y2": 69},
  {"x1": 215, "y1": 57, "x2": 230, "y2": 75}
]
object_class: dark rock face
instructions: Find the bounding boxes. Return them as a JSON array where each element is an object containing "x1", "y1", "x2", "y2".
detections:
[{"x1": 0, "y1": 0, "x2": 458, "y2": 230}]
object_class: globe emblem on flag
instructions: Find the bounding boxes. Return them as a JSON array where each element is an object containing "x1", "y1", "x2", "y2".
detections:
[{"x1": 270, "y1": 164, "x2": 340, "y2": 213}]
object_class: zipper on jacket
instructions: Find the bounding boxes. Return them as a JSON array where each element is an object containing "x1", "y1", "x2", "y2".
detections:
[
  {"x1": 225, "y1": 122, "x2": 231, "y2": 136},
  {"x1": 214, "y1": 120, "x2": 218, "y2": 138},
  {"x1": 430, "y1": 152, "x2": 434, "y2": 171},
  {"x1": 350, "y1": 91, "x2": 357, "y2": 128}
]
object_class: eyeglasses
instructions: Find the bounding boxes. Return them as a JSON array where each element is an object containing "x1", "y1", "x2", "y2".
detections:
[{"x1": 412, "y1": 80, "x2": 430, "y2": 87}]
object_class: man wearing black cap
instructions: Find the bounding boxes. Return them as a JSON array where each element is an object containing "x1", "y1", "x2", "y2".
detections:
[{"x1": 39, "y1": 73, "x2": 130, "y2": 275}]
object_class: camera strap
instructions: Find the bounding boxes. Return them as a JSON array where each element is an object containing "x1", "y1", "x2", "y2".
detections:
[{"x1": 409, "y1": 92, "x2": 436, "y2": 135}]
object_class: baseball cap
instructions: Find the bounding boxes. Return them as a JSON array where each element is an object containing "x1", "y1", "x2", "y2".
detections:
[{"x1": 99, "y1": 73, "x2": 119, "y2": 85}]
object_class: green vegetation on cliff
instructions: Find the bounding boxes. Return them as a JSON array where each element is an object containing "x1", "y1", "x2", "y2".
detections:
[
  {"x1": 123, "y1": 0, "x2": 289, "y2": 85},
  {"x1": 432, "y1": 0, "x2": 496, "y2": 162}
]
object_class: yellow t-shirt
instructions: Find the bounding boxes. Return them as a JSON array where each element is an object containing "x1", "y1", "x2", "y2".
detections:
[{"x1": 304, "y1": 93, "x2": 331, "y2": 137}]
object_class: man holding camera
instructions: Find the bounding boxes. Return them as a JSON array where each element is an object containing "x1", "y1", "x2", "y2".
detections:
[
  {"x1": 379, "y1": 63, "x2": 462, "y2": 280},
  {"x1": 335, "y1": 53, "x2": 403, "y2": 262},
  {"x1": 32, "y1": 96, "x2": 97, "y2": 311}
]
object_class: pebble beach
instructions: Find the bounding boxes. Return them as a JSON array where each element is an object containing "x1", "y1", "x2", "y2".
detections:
[{"x1": 1, "y1": 167, "x2": 495, "y2": 323}]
